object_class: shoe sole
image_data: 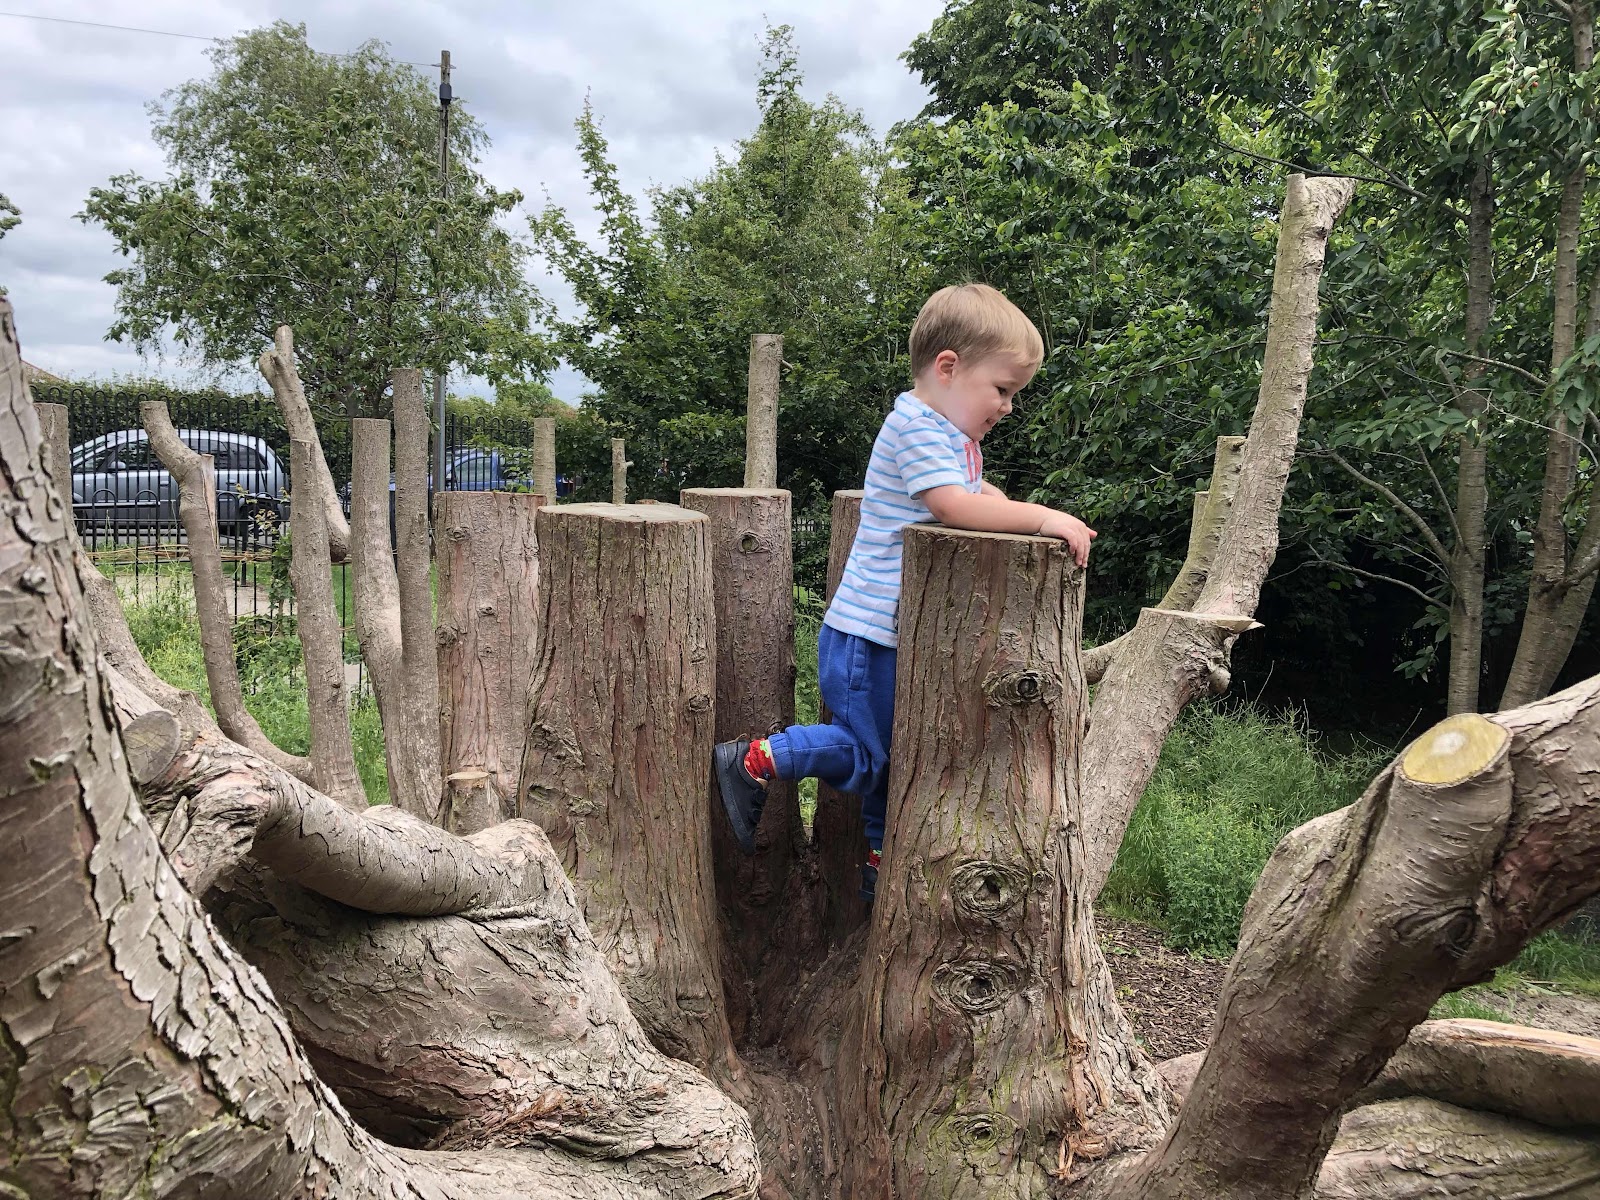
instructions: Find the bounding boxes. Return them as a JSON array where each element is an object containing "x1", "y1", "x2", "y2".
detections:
[{"x1": 713, "y1": 741, "x2": 759, "y2": 854}]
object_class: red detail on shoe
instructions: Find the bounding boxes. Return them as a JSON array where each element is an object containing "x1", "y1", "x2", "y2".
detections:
[
  {"x1": 866, "y1": 849, "x2": 881, "y2": 868},
  {"x1": 744, "y1": 738, "x2": 777, "y2": 781}
]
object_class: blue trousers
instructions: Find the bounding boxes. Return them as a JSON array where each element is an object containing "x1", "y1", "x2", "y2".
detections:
[{"x1": 767, "y1": 625, "x2": 896, "y2": 851}]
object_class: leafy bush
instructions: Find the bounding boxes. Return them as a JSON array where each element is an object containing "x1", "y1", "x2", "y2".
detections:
[{"x1": 1103, "y1": 704, "x2": 1387, "y2": 955}]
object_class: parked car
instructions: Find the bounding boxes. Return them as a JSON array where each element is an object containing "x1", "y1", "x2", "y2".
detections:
[{"x1": 69, "y1": 429, "x2": 287, "y2": 533}]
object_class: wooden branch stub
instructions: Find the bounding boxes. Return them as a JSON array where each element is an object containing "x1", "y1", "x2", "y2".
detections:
[
  {"x1": 1400, "y1": 713, "x2": 1510, "y2": 786},
  {"x1": 104, "y1": 662, "x2": 181, "y2": 784},
  {"x1": 745, "y1": 333, "x2": 782, "y2": 489},
  {"x1": 982, "y1": 666, "x2": 1062, "y2": 706},
  {"x1": 1142, "y1": 607, "x2": 1263, "y2": 634},
  {"x1": 533, "y1": 417, "x2": 557, "y2": 502}
]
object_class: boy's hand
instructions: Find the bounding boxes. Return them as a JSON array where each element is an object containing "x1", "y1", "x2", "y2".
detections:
[{"x1": 1037, "y1": 509, "x2": 1097, "y2": 567}]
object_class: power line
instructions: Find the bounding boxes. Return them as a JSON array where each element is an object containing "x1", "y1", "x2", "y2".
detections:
[{"x1": 0, "y1": 9, "x2": 434, "y2": 66}]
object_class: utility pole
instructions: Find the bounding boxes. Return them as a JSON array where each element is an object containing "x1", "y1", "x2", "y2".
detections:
[{"x1": 433, "y1": 50, "x2": 453, "y2": 496}]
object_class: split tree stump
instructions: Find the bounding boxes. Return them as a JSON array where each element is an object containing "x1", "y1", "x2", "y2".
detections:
[
  {"x1": 518, "y1": 503, "x2": 737, "y2": 1079},
  {"x1": 435, "y1": 491, "x2": 545, "y2": 833},
  {"x1": 812, "y1": 490, "x2": 869, "y2": 947},
  {"x1": 681, "y1": 486, "x2": 802, "y2": 1034},
  {"x1": 838, "y1": 525, "x2": 1166, "y2": 1198}
]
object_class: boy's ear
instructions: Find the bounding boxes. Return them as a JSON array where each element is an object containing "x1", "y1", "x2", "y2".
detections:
[{"x1": 934, "y1": 349, "x2": 960, "y2": 383}]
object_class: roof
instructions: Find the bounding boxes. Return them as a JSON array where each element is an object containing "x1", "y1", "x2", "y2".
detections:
[{"x1": 22, "y1": 360, "x2": 63, "y2": 386}]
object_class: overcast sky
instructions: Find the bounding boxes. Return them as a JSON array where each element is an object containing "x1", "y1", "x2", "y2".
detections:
[{"x1": 0, "y1": 1, "x2": 942, "y2": 401}]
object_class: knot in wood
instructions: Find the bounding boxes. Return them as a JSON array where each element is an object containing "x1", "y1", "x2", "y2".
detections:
[
  {"x1": 932, "y1": 957, "x2": 1024, "y2": 1015},
  {"x1": 942, "y1": 1111, "x2": 1017, "y2": 1152},
  {"x1": 949, "y1": 860, "x2": 1029, "y2": 921},
  {"x1": 737, "y1": 529, "x2": 769, "y2": 553},
  {"x1": 982, "y1": 666, "x2": 1060, "y2": 707},
  {"x1": 686, "y1": 692, "x2": 712, "y2": 713},
  {"x1": 444, "y1": 524, "x2": 469, "y2": 542}
]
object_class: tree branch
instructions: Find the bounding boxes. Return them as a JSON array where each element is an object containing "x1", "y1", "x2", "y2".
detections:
[{"x1": 1321, "y1": 448, "x2": 1451, "y2": 568}]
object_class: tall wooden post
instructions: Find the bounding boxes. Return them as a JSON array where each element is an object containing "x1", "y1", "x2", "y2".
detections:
[
  {"x1": 812, "y1": 489, "x2": 869, "y2": 947},
  {"x1": 839, "y1": 525, "x2": 1167, "y2": 1197},
  {"x1": 519, "y1": 503, "x2": 737, "y2": 1080},
  {"x1": 680, "y1": 485, "x2": 799, "y2": 1035},
  {"x1": 435, "y1": 490, "x2": 544, "y2": 833},
  {"x1": 533, "y1": 416, "x2": 557, "y2": 502},
  {"x1": 744, "y1": 333, "x2": 782, "y2": 489},
  {"x1": 611, "y1": 437, "x2": 629, "y2": 505}
]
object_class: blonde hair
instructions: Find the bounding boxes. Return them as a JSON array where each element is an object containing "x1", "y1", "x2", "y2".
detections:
[{"x1": 908, "y1": 283, "x2": 1045, "y2": 379}]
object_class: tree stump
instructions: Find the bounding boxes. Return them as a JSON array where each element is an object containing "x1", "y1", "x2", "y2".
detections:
[
  {"x1": 519, "y1": 503, "x2": 737, "y2": 1078},
  {"x1": 680, "y1": 486, "x2": 804, "y2": 1034},
  {"x1": 812, "y1": 490, "x2": 870, "y2": 947},
  {"x1": 435, "y1": 490, "x2": 544, "y2": 833},
  {"x1": 744, "y1": 333, "x2": 782, "y2": 489},
  {"x1": 839, "y1": 525, "x2": 1167, "y2": 1198},
  {"x1": 533, "y1": 416, "x2": 557, "y2": 502}
]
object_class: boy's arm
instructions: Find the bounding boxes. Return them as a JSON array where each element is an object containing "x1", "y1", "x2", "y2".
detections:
[
  {"x1": 979, "y1": 480, "x2": 1007, "y2": 498},
  {"x1": 922, "y1": 485, "x2": 1096, "y2": 566}
]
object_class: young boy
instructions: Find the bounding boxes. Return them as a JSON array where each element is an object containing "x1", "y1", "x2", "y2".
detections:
[{"x1": 713, "y1": 283, "x2": 1096, "y2": 900}]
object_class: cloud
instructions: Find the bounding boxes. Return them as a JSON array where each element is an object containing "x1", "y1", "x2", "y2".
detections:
[{"x1": 0, "y1": 0, "x2": 939, "y2": 401}]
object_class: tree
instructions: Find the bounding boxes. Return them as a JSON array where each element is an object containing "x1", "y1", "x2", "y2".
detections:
[
  {"x1": 12, "y1": 173, "x2": 1600, "y2": 1197},
  {"x1": 81, "y1": 21, "x2": 543, "y2": 418},
  {"x1": 0, "y1": 192, "x2": 17, "y2": 241}
]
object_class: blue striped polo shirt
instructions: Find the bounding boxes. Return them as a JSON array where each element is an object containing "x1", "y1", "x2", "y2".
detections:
[{"x1": 824, "y1": 393, "x2": 982, "y2": 648}]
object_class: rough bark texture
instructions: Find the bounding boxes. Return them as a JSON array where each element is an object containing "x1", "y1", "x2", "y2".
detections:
[
  {"x1": 9, "y1": 296, "x2": 771, "y2": 1200},
  {"x1": 143, "y1": 399, "x2": 314, "y2": 780},
  {"x1": 519, "y1": 503, "x2": 738, "y2": 1080},
  {"x1": 534, "y1": 416, "x2": 557, "y2": 503},
  {"x1": 838, "y1": 525, "x2": 1168, "y2": 1199},
  {"x1": 392, "y1": 368, "x2": 443, "y2": 773},
  {"x1": 288, "y1": 437, "x2": 367, "y2": 810},
  {"x1": 257, "y1": 323, "x2": 349, "y2": 562},
  {"x1": 811, "y1": 489, "x2": 871, "y2": 949},
  {"x1": 1103, "y1": 682, "x2": 1600, "y2": 1200},
  {"x1": 612, "y1": 438, "x2": 629, "y2": 505},
  {"x1": 436, "y1": 490, "x2": 544, "y2": 833},
  {"x1": 351, "y1": 416, "x2": 442, "y2": 821},
  {"x1": 744, "y1": 334, "x2": 782, "y2": 490},
  {"x1": 1502, "y1": 2, "x2": 1595, "y2": 707},
  {"x1": 1446, "y1": 158, "x2": 1494, "y2": 715},
  {"x1": 1084, "y1": 435, "x2": 1245, "y2": 685},
  {"x1": 680, "y1": 487, "x2": 806, "y2": 1037},
  {"x1": 1083, "y1": 174, "x2": 1356, "y2": 896}
]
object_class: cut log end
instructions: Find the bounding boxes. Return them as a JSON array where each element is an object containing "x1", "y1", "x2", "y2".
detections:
[{"x1": 1400, "y1": 714, "x2": 1510, "y2": 786}]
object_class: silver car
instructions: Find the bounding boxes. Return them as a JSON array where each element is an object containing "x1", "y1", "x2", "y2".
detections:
[{"x1": 70, "y1": 429, "x2": 288, "y2": 533}]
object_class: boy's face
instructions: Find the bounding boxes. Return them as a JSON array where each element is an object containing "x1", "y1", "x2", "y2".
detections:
[{"x1": 926, "y1": 350, "x2": 1036, "y2": 442}]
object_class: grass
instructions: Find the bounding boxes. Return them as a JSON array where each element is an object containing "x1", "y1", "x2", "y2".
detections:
[{"x1": 121, "y1": 577, "x2": 389, "y2": 804}]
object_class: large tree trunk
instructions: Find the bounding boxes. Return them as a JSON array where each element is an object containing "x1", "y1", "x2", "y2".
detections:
[
  {"x1": 836, "y1": 525, "x2": 1168, "y2": 1198},
  {"x1": 0, "y1": 295, "x2": 760, "y2": 1199},
  {"x1": 1447, "y1": 157, "x2": 1494, "y2": 715},
  {"x1": 436, "y1": 490, "x2": 544, "y2": 833},
  {"x1": 680, "y1": 486, "x2": 809, "y2": 1037},
  {"x1": 1083, "y1": 173, "x2": 1357, "y2": 893},
  {"x1": 1502, "y1": 2, "x2": 1595, "y2": 707},
  {"x1": 518, "y1": 502, "x2": 739, "y2": 1080}
]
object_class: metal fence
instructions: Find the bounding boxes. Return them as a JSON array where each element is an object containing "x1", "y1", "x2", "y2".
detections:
[{"x1": 37, "y1": 385, "x2": 834, "y2": 624}]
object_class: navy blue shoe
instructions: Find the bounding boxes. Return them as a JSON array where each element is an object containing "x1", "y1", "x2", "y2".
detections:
[{"x1": 714, "y1": 740, "x2": 766, "y2": 854}]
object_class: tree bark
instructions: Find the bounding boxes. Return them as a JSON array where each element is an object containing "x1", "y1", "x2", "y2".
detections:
[
  {"x1": 811, "y1": 489, "x2": 872, "y2": 948},
  {"x1": 142, "y1": 399, "x2": 316, "y2": 781},
  {"x1": 745, "y1": 333, "x2": 782, "y2": 489},
  {"x1": 1083, "y1": 174, "x2": 1356, "y2": 896},
  {"x1": 0, "y1": 295, "x2": 763, "y2": 1200},
  {"x1": 1446, "y1": 158, "x2": 1494, "y2": 715},
  {"x1": 288, "y1": 436, "x2": 367, "y2": 810},
  {"x1": 257, "y1": 323, "x2": 350, "y2": 562},
  {"x1": 103, "y1": 660, "x2": 182, "y2": 783},
  {"x1": 351, "y1": 416, "x2": 442, "y2": 821},
  {"x1": 1103, "y1": 680, "x2": 1600, "y2": 1199},
  {"x1": 392, "y1": 368, "x2": 443, "y2": 772},
  {"x1": 519, "y1": 502, "x2": 738, "y2": 1079},
  {"x1": 534, "y1": 415, "x2": 557, "y2": 502},
  {"x1": 836, "y1": 525, "x2": 1169, "y2": 1198},
  {"x1": 612, "y1": 437, "x2": 629, "y2": 505},
  {"x1": 1502, "y1": 3, "x2": 1594, "y2": 707},
  {"x1": 680, "y1": 486, "x2": 807, "y2": 1037},
  {"x1": 436, "y1": 490, "x2": 544, "y2": 833},
  {"x1": 1084, "y1": 434, "x2": 1246, "y2": 684}
]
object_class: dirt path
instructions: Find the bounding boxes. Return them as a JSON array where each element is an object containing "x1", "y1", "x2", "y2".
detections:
[{"x1": 1100, "y1": 916, "x2": 1600, "y2": 1060}]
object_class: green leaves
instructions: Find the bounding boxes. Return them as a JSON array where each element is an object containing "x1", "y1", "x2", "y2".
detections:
[{"x1": 81, "y1": 21, "x2": 543, "y2": 418}]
